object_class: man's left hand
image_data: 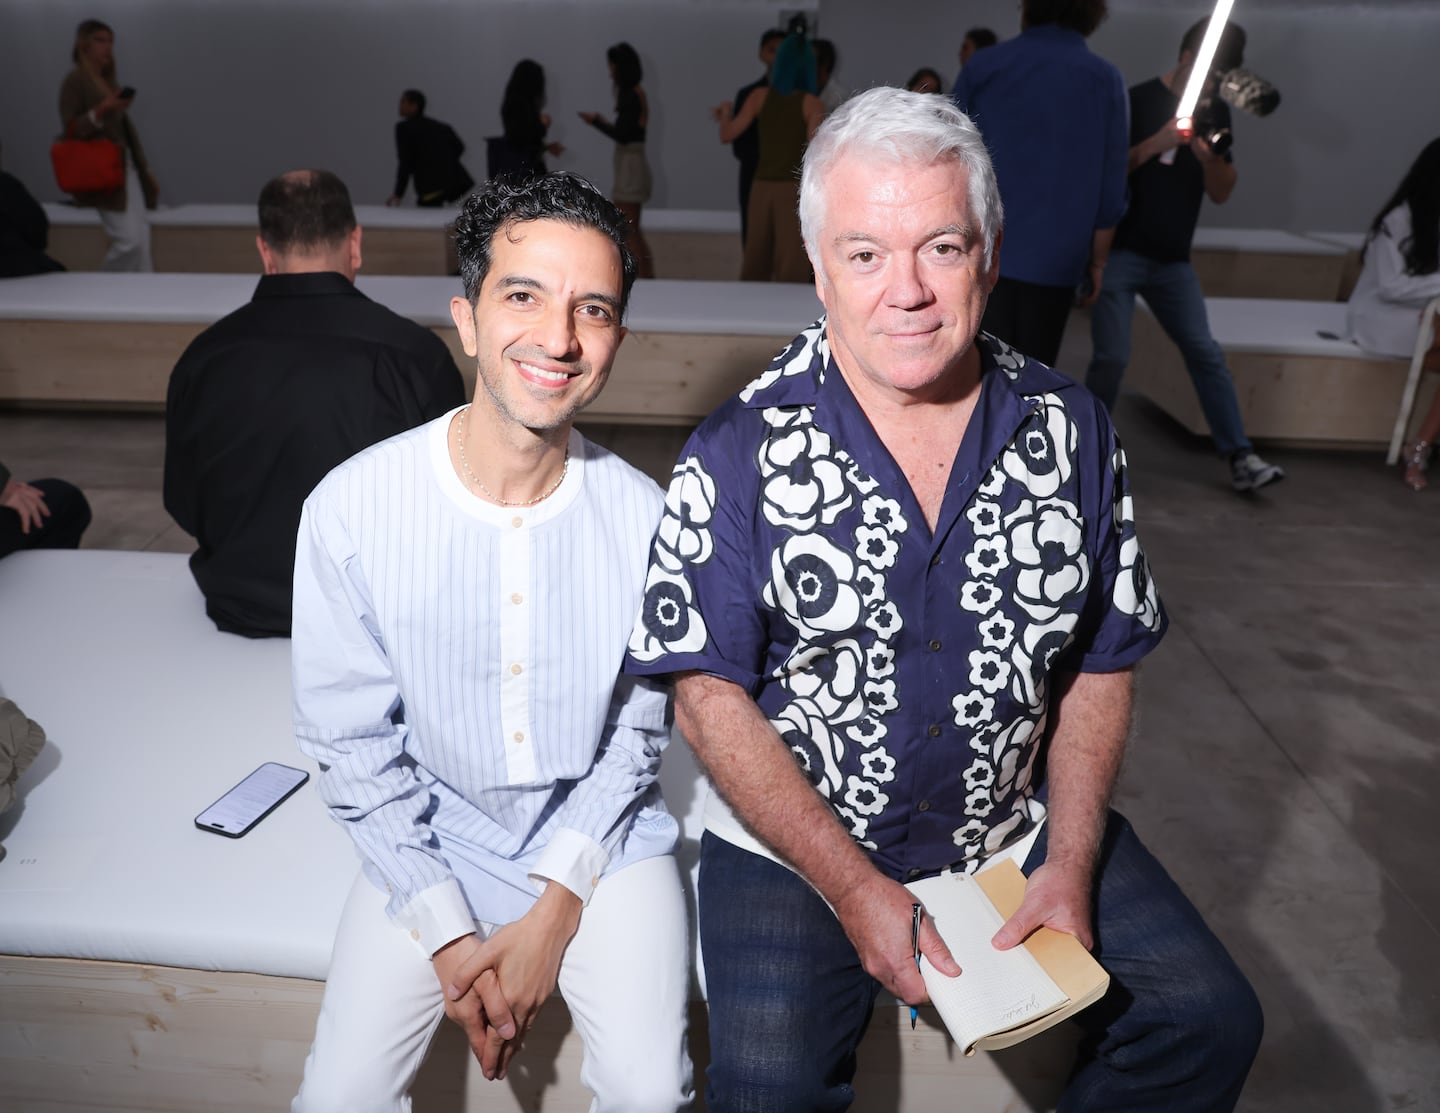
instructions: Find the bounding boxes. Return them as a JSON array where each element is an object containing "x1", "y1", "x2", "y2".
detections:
[
  {"x1": 991, "y1": 859, "x2": 1095, "y2": 952},
  {"x1": 446, "y1": 884, "x2": 582, "y2": 1081}
]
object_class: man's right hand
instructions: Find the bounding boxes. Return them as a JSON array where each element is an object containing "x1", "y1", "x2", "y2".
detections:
[
  {"x1": 0, "y1": 480, "x2": 49, "y2": 535},
  {"x1": 432, "y1": 933, "x2": 515, "y2": 1064},
  {"x1": 833, "y1": 873, "x2": 961, "y2": 1004}
]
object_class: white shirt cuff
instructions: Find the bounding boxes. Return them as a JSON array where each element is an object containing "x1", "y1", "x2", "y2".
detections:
[
  {"x1": 529, "y1": 828, "x2": 608, "y2": 906},
  {"x1": 394, "y1": 878, "x2": 476, "y2": 956}
]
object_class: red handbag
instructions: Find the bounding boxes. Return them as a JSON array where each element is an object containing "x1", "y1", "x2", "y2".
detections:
[{"x1": 50, "y1": 137, "x2": 124, "y2": 194}]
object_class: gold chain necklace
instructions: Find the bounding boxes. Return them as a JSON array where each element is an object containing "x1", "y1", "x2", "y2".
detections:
[{"x1": 455, "y1": 406, "x2": 569, "y2": 507}]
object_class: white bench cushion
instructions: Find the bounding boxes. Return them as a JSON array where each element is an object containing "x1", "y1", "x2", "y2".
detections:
[
  {"x1": 0, "y1": 551, "x2": 708, "y2": 983},
  {"x1": 1190, "y1": 227, "x2": 1348, "y2": 256},
  {"x1": 1141, "y1": 296, "x2": 1370, "y2": 359}
]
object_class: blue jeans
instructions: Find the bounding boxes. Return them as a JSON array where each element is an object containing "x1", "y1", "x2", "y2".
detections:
[
  {"x1": 698, "y1": 814, "x2": 1262, "y2": 1112},
  {"x1": 1085, "y1": 249, "x2": 1252, "y2": 458}
]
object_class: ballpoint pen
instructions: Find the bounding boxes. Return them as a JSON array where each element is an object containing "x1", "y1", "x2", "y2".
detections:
[{"x1": 910, "y1": 901, "x2": 922, "y2": 1030}]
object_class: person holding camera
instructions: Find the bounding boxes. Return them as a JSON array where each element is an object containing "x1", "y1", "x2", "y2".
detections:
[
  {"x1": 1084, "y1": 19, "x2": 1284, "y2": 493},
  {"x1": 58, "y1": 18, "x2": 157, "y2": 272}
]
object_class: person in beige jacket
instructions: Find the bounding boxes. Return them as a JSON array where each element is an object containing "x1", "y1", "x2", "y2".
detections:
[{"x1": 58, "y1": 18, "x2": 157, "y2": 271}]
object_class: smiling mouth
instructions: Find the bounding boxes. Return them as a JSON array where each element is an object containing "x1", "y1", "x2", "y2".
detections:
[{"x1": 516, "y1": 360, "x2": 580, "y2": 387}]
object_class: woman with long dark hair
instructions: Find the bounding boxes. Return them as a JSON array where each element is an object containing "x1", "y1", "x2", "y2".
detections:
[
  {"x1": 497, "y1": 59, "x2": 563, "y2": 179},
  {"x1": 57, "y1": 18, "x2": 157, "y2": 270},
  {"x1": 713, "y1": 32, "x2": 824, "y2": 282},
  {"x1": 579, "y1": 42, "x2": 654, "y2": 277},
  {"x1": 1348, "y1": 137, "x2": 1440, "y2": 489}
]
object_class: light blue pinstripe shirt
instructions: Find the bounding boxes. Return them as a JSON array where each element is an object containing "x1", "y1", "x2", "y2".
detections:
[{"x1": 292, "y1": 408, "x2": 677, "y2": 953}]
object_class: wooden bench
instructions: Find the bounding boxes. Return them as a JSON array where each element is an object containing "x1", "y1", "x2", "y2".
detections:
[
  {"x1": 1125, "y1": 296, "x2": 1437, "y2": 447},
  {"x1": 0, "y1": 550, "x2": 1073, "y2": 1111},
  {"x1": 43, "y1": 204, "x2": 743, "y2": 281},
  {"x1": 0, "y1": 272, "x2": 821, "y2": 425},
  {"x1": 1189, "y1": 227, "x2": 1353, "y2": 301}
]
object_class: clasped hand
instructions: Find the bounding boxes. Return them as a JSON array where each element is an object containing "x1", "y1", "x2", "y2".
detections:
[
  {"x1": 432, "y1": 887, "x2": 581, "y2": 1081},
  {"x1": 0, "y1": 480, "x2": 49, "y2": 535}
]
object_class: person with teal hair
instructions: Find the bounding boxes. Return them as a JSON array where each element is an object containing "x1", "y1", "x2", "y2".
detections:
[{"x1": 714, "y1": 31, "x2": 825, "y2": 281}]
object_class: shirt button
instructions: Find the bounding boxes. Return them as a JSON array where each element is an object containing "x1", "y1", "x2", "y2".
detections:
[
  {"x1": 511, "y1": 592, "x2": 523, "y2": 605},
  {"x1": 927, "y1": 723, "x2": 942, "y2": 737},
  {"x1": 513, "y1": 731, "x2": 524, "y2": 743},
  {"x1": 590, "y1": 875, "x2": 600, "y2": 889},
  {"x1": 511, "y1": 516, "x2": 523, "y2": 529},
  {"x1": 510, "y1": 663, "x2": 523, "y2": 675},
  {"x1": 918, "y1": 800, "x2": 931, "y2": 813},
  {"x1": 410, "y1": 929, "x2": 420, "y2": 941},
  {"x1": 907, "y1": 867, "x2": 922, "y2": 878},
  {"x1": 929, "y1": 639, "x2": 942, "y2": 652}
]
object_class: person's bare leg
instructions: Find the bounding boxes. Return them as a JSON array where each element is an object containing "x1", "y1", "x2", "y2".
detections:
[{"x1": 1403, "y1": 387, "x2": 1440, "y2": 491}]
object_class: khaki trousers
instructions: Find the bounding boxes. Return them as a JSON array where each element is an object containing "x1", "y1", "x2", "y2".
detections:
[{"x1": 741, "y1": 179, "x2": 810, "y2": 283}]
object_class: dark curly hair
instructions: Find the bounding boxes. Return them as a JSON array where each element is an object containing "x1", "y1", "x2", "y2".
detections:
[
  {"x1": 1023, "y1": 0, "x2": 1107, "y2": 38},
  {"x1": 453, "y1": 172, "x2": 637, "y2": 312}
]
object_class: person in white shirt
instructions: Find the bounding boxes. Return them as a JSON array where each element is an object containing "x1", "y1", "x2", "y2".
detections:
[
  {"x1": 290, "y1": 172, "x2": 693, "y2": 1112},
  {"x1": 1347, "y1": 137, "x2": 1440, "y2": 490}
]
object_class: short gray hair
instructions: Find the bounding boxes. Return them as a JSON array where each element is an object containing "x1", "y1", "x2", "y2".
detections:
[{"x1": 799, "y1": 86, "x2": 1004, "y2": 272}]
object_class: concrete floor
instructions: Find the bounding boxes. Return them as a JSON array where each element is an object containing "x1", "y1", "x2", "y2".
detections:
[{"x1": 2, "y1": 351, "x2": 1438, "y2": 1110}]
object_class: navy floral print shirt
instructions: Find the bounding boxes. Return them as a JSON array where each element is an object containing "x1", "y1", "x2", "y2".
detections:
[{"x1": 626, "y1": 319, "x2": 1167, "y2": 882}]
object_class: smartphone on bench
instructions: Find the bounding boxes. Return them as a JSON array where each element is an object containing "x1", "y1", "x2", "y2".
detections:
[{"x1": 195, "y1": 761, "x2": 309, "y2": 838}]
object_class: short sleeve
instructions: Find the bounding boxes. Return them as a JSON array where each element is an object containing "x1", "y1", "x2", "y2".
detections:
[
  {"x1": 1068, "y1": 404, "x2": 1168, "y2": 672},
  {"x1": 625, "y1": 411, "x2": 770, "y2": 694}
]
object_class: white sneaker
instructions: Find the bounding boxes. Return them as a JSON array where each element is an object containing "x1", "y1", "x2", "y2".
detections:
[{"x1": 1229, "y1": 452, "x2": 1285, "y2": 492}]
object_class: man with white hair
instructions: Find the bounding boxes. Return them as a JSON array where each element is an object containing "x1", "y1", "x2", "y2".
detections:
[{"x1": 627, "y1": 87, "x2": 1261, "y2": 1111}]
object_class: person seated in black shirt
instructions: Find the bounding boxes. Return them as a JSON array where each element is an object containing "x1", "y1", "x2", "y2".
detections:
[
  {"x1": 164, "y1": 169, "x2": 466, "y2": 637},
  {"x1": 386, "y1": 89, "x2": 474, "y2": 208},
  {"x1": 0, "y1": 141, "x2": 64, "y2": 277}
]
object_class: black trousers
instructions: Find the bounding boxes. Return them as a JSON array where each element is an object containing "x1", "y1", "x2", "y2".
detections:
[
  {"x1": 981, "y1": 274, "x2": 1076, "y2": 369},
  {"x1": 0, "y1": 478, "x2": 91, "y2": 559}
]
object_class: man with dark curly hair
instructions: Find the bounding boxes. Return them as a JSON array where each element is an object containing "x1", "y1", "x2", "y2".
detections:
[{"x1": 290, "y1": 172, "x2": 692, "y2": 1112}]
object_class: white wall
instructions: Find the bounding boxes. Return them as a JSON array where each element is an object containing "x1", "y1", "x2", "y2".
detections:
[{"x1": 2, "y1": 0, "x2": 1436, "y2": 234}]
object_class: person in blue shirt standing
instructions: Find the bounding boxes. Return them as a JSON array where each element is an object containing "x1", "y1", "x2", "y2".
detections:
[
  {"x1": 627, "y1": 87, "x2": 1261, "y2": 1112},
  {"x1": 953, "y1": 0, "x2": 1128, "y2": 368}
]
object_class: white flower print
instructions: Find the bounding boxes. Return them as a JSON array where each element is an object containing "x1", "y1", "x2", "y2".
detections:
[
  {"x1": 758, "y1": 426, "x2": 853, "y2": 531},
  {"x1": 865, "y1": 600, "x2": 903, "y2": 640},
  {"x1": 854, "y1": 564, "x2": 887, "y2": 606},
  {"x1": 1008, "y1": 616, "x2": 1078, "y2": 709},
  {"x1": 835, "y1": 803, "x2": 871, "y2": 842},
  {"x1": 653, "y1": 456, "x2": 715, "y2": 573},
  {"x1": 984, "y1": 332, "x2": 1027, "y2": 375},
  {"x1": 1115, "y1": 534, "x2": 1163, "y2": 632},
  {"x1": 965, "y1": 536, "x2": 1009, "y2": 579},
  {"x1": 990, "y1": 712, "x2": 1046, "y2": 799},
  {"x1": 856, "y1": 525, "x2": 900, "y2": 570},
  {"x1": 965, "y1": 499, "x2": 1003, "y2": 538},
  {"x1": 951, "y1": 818, "x2": 987, "y2": 849},
  {"x1": 845, "y1": 716, "x2": 888, "y2": 748},
  {"x1": 861, "y1": 494, "x2": 908, "y2": 535},
  {"x1": 999, "y1": 395, "x2": 1077, "y2": 498},
  {"x1": 959, "y1": 580, "x2": 1003, "y2": 614},
  {"x1": 740, "y1": 320, "x2": 825, "y2": 402},
  {"x1": 763, "y1": 534, "x2": 864, "y2": 640},
  {"x1": 962, "y1": 759, "x2": 995, "y2": 792},
  {"x1": 784, "y1": 639, "x2": 867, "y2": 724},
  {"x1": 968, "y1": 649, "x2": 1011, "y2": 695},
  {"x1": 951, "y1": 690, "x2": 995, "y2": 729},
  {"x1": 1008, "y1": 498, "x2": 1090, "y2": 623},
  {"x1": 977, "y1": 466, "x2": 1007, "y2": 499},
  {"x1": 978, "y1": 610, "x2": 1015, "y2": 651},
  {"x1": 866, "y1": 641, "x2": 896, "y2": 678},
  {"x1": 1111, "y1": 445, "x2": 1133, "y2": 536},
  {"x1": 863, "y1": 678, "x2": 899, "y2": 716},
  {"x1": 859, "y1": 746, "x2": 897, "y2": 784},
  {"x1": 965, "y1": 787, "x2": 995, "y2": 818},
  {"x1": 844, "y1": 774, "x2": 890, "y2": 817},
  {"x1": 772, "y1": 696, "x2": 846, "y2": 795},
  {"x1": 844, "y1": 455, "x2": 880, "y2": 496},
  {"x1": 628, "y1": 567, "x2": 709, "y2": 662},
  {"x1": 762, "y1": 405, "x2": 814, "y2": 430}
]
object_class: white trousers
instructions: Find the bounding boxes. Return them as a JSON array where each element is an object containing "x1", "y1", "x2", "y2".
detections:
[
  {"x1": 294, "y1": 855, "x2": 693, "y2": 1113},
  {"x1": 97, "y1": 162, "x2": 153, "y2": 272}
]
